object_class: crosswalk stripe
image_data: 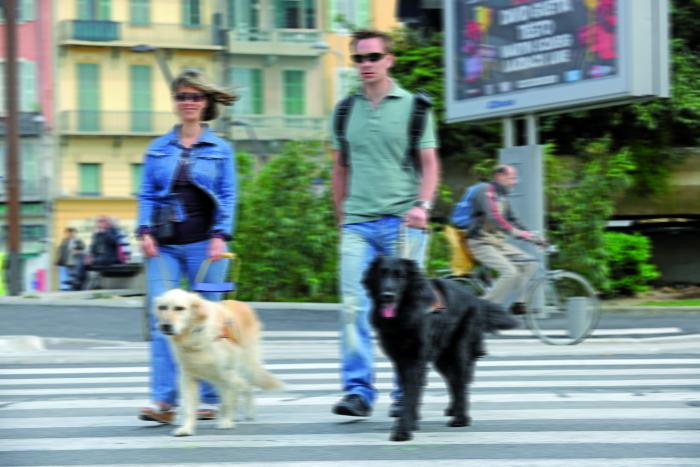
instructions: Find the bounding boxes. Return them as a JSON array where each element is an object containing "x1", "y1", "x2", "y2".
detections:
[
  {"x1": 3, "y1": 431, "x2": 699, "y2": 451},
  {"x1": 2, "y1": 408, "x2": 698, "y2": 429},
  {"x1": 2, "y1": 358, "x2": 697, "y2": 375},
  {"x1": 14, "y1": 460, "x2": 700, "y2": 467},
  {"x1": 2, "y1": 391, "x2": 697, "y2": 411},
  {"x1": 3, "y1": 367, "x2": 698, "y2": 385},
  {"x1": 2, "y1": 378, "x2": 698, "y2": 396}
]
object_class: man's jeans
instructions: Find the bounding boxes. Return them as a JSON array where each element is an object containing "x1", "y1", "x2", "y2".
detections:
[
  {"x1": 146, "y1": 239, "x2": 229, "y2": 406},
  {"x1": 339, "y1": 216, "x2": 428, "y2": 407}
]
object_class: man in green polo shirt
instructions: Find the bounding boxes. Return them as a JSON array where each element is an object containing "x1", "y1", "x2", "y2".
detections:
[{"x1": 330, "y1": 29, "x2": 440, "y2": 418}]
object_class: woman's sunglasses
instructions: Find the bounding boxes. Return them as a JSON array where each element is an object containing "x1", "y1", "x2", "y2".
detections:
[
  {"x1": 174, "y1": 92, "x2": 206, "y2": 102},
  {"x1": 350, "y1": 52, "x2": 387, "y2": 64}
]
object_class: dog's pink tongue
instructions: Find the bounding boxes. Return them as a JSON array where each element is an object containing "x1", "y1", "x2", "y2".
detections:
[{"x1": 381, "y1": 304, "x2": 395, "y2": 319}]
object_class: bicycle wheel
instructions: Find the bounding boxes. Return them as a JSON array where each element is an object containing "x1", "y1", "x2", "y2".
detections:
[{"x1": 525, "y1": 270, "x2": 601, "y2": 345}]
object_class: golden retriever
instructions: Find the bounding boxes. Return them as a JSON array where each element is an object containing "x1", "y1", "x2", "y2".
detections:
[{"x1": 155, "y1": 288, "x2": 283, "y2": 436}]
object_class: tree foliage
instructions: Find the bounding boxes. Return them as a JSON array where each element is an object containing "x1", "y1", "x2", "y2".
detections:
[{"x1": 232, "y1": 143, "x2": 338, "y2": 302}]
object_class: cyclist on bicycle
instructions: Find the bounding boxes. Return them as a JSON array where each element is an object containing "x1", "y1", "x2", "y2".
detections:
[{"x1": 453, "y1": 164, "x2": 544, "y2": 315}]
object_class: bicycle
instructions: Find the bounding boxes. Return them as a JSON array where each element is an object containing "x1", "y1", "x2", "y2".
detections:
[{"x1": 438, "y1": 226, "x2": 601, "y2": 345}]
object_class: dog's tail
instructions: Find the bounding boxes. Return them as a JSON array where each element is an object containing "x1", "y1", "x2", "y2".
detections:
[{"x1": 252, "y1": 365, "x2": 284, "y2": 390}]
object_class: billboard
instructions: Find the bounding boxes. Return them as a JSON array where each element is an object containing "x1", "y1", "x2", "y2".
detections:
[{"x1": 444, "y1": 0, "x2": 669, "y2": 123}]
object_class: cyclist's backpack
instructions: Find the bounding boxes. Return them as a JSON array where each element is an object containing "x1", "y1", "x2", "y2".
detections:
[
  {"x1": 334, "y1": 90, "x2": 432, "y2": 175},
  {"x1": 115, "y1": 229, "x2": 132, "y2": 263},
  {"x1": 450, "y1": 182, "x2": 483, "y2": 229}
]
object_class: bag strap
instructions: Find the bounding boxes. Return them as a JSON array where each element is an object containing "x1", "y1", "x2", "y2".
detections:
[
  {"x1": 334, "y1": 95, "x2": 356, "y2": 167},
  {"x1": 405, "y1": 90, "x2": 433, "y2": 176}
]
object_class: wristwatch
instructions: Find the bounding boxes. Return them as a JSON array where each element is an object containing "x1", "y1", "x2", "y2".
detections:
[{"x1": 413, "y1": 200, "x2": 433, "y2": 211}]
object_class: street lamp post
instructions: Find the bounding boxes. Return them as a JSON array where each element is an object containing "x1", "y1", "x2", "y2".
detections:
[
  {"x1": 130, "y1": 44, "x2": 174, "y2": 85},
  {"x1": 311, "y1": 41, "x2": 346, "y2": 118},
  {"x1": 3, "y1": 0, "x2": 22, "y2": 295}
]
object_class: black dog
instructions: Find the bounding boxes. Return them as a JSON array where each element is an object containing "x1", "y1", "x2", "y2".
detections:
[{"x1": 363, "y1": 255, "x2": 519, "y2": 442}]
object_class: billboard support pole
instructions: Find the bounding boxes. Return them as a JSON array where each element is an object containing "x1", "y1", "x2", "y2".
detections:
[
  {"x1": 525, "y1": 114, "x2": 538, "y2": 145},
  {"x1": 502, "y1": 117, "x2": 514, "y2": 148}
]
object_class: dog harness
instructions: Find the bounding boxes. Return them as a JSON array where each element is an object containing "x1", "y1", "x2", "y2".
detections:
[{"x1": 429, "y1": 285, "x2": 447, "y2": 313}]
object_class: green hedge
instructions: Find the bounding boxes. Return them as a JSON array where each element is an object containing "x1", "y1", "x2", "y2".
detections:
[
  {"x1": 230, "y1": 142, "x2": 339, "y2": 302},
  {"x1": 603, "y1": 232, "x2": 660, "y2": 296}
]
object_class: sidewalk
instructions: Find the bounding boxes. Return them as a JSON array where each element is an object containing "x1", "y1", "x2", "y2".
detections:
[{"x1": 2, "y1": 289, "x2": 700, "y2": 313}]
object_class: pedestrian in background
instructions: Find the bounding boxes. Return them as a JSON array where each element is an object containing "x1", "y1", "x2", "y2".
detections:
[
  {"x1": 136, "y1": 70, "x2": 238, "y2": 424},
  {"x1": 330, "y1": 29, "x2": 440, "y2": 418},
  {"x1": 55, "y1": 227, "x2": 85, "y2": 291}
]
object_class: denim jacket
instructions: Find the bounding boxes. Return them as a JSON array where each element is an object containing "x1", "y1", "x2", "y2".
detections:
[{"x1": 137, "y1": 125, "x2": 237, "y2": 240}]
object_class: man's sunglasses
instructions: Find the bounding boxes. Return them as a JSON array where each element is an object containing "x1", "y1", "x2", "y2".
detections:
[
  {"x1": 174, "y1": 92, "x2": 206, "y2": 102},
  {"x1": 351, "y1": 52, "x2": 387, "y2": 64}
]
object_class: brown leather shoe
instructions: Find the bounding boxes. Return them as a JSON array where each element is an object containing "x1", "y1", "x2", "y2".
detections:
[{"x1": 138, "y1": 406, "x2": 175, "y2": 424}]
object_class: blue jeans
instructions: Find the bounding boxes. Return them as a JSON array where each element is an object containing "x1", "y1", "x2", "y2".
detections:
[
  {"x1": 339, "y1": 216, "x2": 428, "y2": 407},
  {"x1": 146, "y1": 239, "x2": 229, "y2": 406}
]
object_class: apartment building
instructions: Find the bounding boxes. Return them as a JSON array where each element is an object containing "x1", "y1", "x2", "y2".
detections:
[{"x1": 53, "y1": 0, "x2": 223, "y2": 284}]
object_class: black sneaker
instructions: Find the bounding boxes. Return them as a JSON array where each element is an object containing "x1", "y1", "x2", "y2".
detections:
[
  {"x1": 510, "y1": 302, "x2": 527, "y2": 315},
  {"x1": 332, "y1": 394, "x2": 371, "y2": 417}
]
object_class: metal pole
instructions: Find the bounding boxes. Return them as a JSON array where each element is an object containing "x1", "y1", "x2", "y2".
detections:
[
  {"x1": 525, "y1": 113, "x2": 538, "y2": 146},
  {"x1": 4, "y1": 0, "x2": 22, "y2": 296},
  {"x1": 153, "y1": 49, "x2": 173, "y2": 85},
  {"x1": 502, "y1": 117, "x2": 515, "y2": 148}
]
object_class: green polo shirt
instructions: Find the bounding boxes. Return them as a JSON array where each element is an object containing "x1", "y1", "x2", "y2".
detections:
[{"x1": 331, "y1": 82, "x2": 438, "y2": 225}]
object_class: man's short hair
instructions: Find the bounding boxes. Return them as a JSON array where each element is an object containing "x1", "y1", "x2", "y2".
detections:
[
  {"x1": 350, "y1": 29, "x2": 393, "y2": 53},
  {"x1": 493, "y1": 164, "x2": 512, "y2": 176}
]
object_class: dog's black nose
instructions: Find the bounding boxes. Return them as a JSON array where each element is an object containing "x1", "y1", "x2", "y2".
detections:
[
  {"x1": 160, "y1": 323, "x2": 174, "y2": 335},
  {"x1": 380, "y1": 292, "x2": 396, "y2": 302}
]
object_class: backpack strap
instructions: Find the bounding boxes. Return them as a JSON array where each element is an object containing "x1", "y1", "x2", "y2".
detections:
[
  {"x1": 405, "y1": 90, "x2": 433, "y2": 176},
  {"x1": 333, "y1": 95, "x2": 356, "y2": 167}
]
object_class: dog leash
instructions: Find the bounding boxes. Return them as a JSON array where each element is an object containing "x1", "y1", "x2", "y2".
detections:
[{"x1": 397, "y1": 221, "x2": 409, "y2": 259}]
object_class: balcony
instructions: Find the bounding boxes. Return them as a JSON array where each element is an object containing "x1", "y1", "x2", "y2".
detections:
[
  {"x1": 59, "y1": 21, "x2": 223, "y2": 50},
  {"x1": 59, "y1": 111, "x2": 176, "y2": 136},
  {"x1": 231, "y1": 115, "x2": 326, "y2": 141},
  {"x1": 228, "y1": 29, "x2": 323, "y2": 56}
]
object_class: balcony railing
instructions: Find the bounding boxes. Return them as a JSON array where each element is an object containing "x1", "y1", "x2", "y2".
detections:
[
  {"x1": 60, "y1": 20, "x2": 121, "y2": 42},
  {"x1": 59, "y1": 21, "x2": 222, "y2": 48},
  {"x1": 231, "y1": 115, "x2": 326, "y2": 140},
  {"x1": 60, "y1": 111, "x2": 176, "y2": 135},
  {"x1": 228, "y1": 29, "x2": 323, "y2": 56}
]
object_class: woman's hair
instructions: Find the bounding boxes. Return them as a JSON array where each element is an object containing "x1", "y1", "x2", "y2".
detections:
[{"x1": 170, "y1": 69, "x2": 239, "y2": 121}]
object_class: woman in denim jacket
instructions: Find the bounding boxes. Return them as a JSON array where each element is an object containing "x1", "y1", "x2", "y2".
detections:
[{"x1": 137, "y1": 70, "x2": 238, "y2": 424}]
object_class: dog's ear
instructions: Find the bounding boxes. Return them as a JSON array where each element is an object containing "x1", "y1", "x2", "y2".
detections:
[
  {"x1": 362, "y1": 256, "x2": 381, "y2": 296},
  {"x1": 190, "y1": 294, "x2": 209, "y2": 320},
  {"x1": 402, "y1": 259, "x2": 435, "y2": 304}
]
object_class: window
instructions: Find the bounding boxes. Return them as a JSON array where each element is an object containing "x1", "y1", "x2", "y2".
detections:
[
  {"x1": 182, "y1": 0, "x2": 201, "y2": 27},
  {"x1": 79, "y1": 163, "x2": 102, "y2": 196},
  {"x1": 329, "y1": 0, "x2": 369, "y2": 32},
  {"x1": 77, "y1": 63, "x2": 100, "y2": 131},
  {"x1": 227, "y1": 0, "x2": 260, "y2": 31},
  {"x1": 77, "y1": 0, "x2": 111, "y2": 20},
  {"x1": 283, "y1": 70, "x2": 305, "y2": 115},
  {"x1": 275, "y1": 0, "x2": 316, "y2": 29},
  {"x1": 0, "y1": 0, "x2": 36, "y2": 22},
  {"x1": 131, "y1": 163, "x2": 143, "y2": 195},
  {"x1": 0, "y1": 61, "x2": 37, "y2": 114},
  {"x1": 130, "y1": 65, "x2": 152, "y2": 132},
  {"x1": 20, "y1": 141, "x2": 40, "y2": 196},
  {"x1": 21, "y1": 61, "x2": 37, "y2": 113},
  {"x1": 129, "y1": 0, "x2": 150, "y2": 25},
  {"x1": 230, "y1": 68, "x2": 264, "y2": 115}
]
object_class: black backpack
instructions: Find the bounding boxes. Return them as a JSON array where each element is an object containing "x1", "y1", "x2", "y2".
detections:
[{"x1": 333, "y1": 90, "x2": 433, "y2": 175}]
